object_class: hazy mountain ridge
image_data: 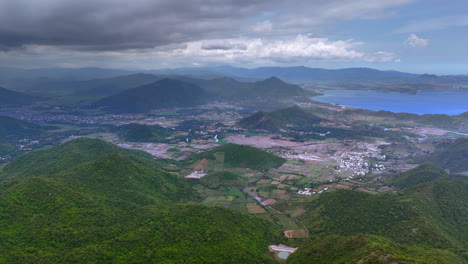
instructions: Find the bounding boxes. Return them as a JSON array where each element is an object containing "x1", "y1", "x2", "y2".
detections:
[
  {"x1": 95, "y1": 78, "x2": 207, "y2": 113},
  {"x1": 2, "y1": 66, "x2": 467, "y2": 93}
]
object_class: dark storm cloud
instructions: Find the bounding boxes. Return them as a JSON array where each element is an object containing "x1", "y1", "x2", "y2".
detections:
[
  {"x1": 0, "y1": 0, "x2": 270, "y2": 51},
  {"x1": 0, "y1": 0, "x2": 413, "y2": 52}
]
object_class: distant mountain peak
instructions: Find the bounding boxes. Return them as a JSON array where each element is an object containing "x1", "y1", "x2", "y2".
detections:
[{"x1": 260, "y1": 76, "x2": 285, "y2": 83}]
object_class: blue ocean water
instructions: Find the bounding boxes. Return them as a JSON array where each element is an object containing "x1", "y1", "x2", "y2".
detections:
[{"x1": 314, "y1": 90, "x2": 468, "y2": 115}]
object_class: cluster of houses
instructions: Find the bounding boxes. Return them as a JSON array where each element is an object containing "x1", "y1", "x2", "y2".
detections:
[{"x1": 297, "y1": 187, "x2": 328, "y2": 195}]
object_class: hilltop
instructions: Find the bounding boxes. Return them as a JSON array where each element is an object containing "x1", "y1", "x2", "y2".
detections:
[
  {"x1": 238, "y1": 106, "x2": 327, "y2": 132},
  {"x1": 95, "y1": 78, "x2": 207, "y2": 113},
  {"x1": 241, "y1": 77, "x2": 315, "y2": 99},
  {"x1": 113, "y1": 123, "x2": 173, "y2": 143},
  {"x1": 1, "y1": 137, "x2": 154, "y2": 178},
  {"x1": 175, "y1": 75, "x2": 314, "y2": 100},
  {"x1": 194, "y1": 143, "x2": 286, "y2": 171},
  {"x1": 389, "y1": 163, "x2": 449, "y2": 189}
]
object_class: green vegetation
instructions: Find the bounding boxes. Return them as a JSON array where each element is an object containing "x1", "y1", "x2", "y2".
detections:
[
  {"x1": 239, "y1": 106, "x2": 326, "y2": 132},
  {"x1": 427, "y1": 138, "x2": 468, "y2": 173},
  {"x1": 113, "y1": 123, "x2": 173, "y2": 142},
  {"x1": 287, "y1": 164, "x2": 468, "y2": 263},
  {"x1": 288, "y1": 234, "x2": 465, "y2": 264},
  {"x1": 200, "y1": 171, "x2": 244, "y2": 189},
  {"x1": 0, "y1": 140, "x2": 283, "y2": 263},
  {"x1": 390, "y1": 162, "x2": 449, "y2": 188},
  {"x1": 196, "y1": 143, "x2": 286, "y2": 170},
  {"x1": 2, "y1": 137, "x2": 155, "y2": 178}
]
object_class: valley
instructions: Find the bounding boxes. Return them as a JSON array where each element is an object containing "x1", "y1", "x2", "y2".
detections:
[{"x1": 0, "y1": 68, "x2": 467, "y2": 263}]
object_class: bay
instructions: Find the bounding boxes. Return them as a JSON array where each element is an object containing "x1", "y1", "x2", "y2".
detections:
[{"x1": 313, "y1": 90, "x2": 468, "y2": 115}]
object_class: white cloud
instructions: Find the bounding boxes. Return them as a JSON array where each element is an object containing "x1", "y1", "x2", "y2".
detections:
[
  {"x1": 0, "y1": 35, "x2": 399, "y2": 69},
  {"x1": 156, "y1": 35, "x2": 365, "y2": 63},
  {"x1": 145, "y1": 35, "x2": 399, "y2": 67},
  {"x1": 405, "y1": 34, "x2": 428, "y2": 47}
]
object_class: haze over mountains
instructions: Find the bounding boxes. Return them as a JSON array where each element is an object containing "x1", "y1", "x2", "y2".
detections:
[
  {"x1": 1, "y1": 66, "x2": 468, "y2": 94},
  {"x1": 1, "y1": 0, "x2": 467, "y2": 262}
]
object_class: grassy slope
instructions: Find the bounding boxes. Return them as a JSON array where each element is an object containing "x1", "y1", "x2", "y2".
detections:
[
  {"x1": 389, "y1": 162, "x2": 449, "y2": 188},
  {"x1": 288, "y1": 234, "x2": 464, "y2": 264},
  {"x1": 0, "y1": 140, "x2": 282, "y2": 263},
  {"x1": 288, "y1": 164, "x2": 468, "y2": 263},
  {"x1": 1, "y1": 137, "x2": 155, "y2": 178},
  {"x1": 200, "y1": 171, "x2": 244, "y2": 189},
  {"x1": 428, "y1": 138, "x2": 468, "y2": 173}
]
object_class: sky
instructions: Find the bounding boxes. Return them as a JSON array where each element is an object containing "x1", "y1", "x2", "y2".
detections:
[{"x1": 0, "y1": 0, "x2": 467, "y2": 74}]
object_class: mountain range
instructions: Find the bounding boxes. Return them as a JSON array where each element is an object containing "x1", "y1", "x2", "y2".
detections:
[{"x1": 1, "y1": 66, "x2": 468, "y2": 93}]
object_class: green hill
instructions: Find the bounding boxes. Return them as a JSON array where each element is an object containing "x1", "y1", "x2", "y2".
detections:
[
  {"x1": 238, "y1": 111, "x2": 281, "y2": 132},
  {"x1": 390, "y1": 162, "x2": 449, "y2": 188},
  {"x1": 95, "y1": 78, "x2": 206, "y2": 113},
  {"x1": 285, "y1": 166, "x2": 468, "y2": 263},
  {"x1": 0, "y1": 141, "x2": 282, "y2": 263},
  {"x1": 288, "y1": 234, "x2": 465, "y2": 264},
  {"x1": 239, "y1": 106, "x2": 326, "y2": 132},
  {"x1": 57, "y1": 153, "x2": 197, "y2": 205},
  {"x1": 428, "y1": 138, "x2": 468, "y2": 173},
  {"x1": 113, "y1": 123, "x2": 173, "y2": 142},
  {"x1": 1, "y1": 137, "x2": 154, "y2": 178},
  {"x1": 0, "y1": 86, "x2": 40, "y2": 106},
  {"x1": 197, "y1": 143, "x2": 286, "y2": 170}
]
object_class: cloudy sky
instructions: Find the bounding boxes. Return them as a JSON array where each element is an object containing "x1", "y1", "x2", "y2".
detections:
[{"x1": 0, "y1": 0, "x2": 466, "y2": 74}]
